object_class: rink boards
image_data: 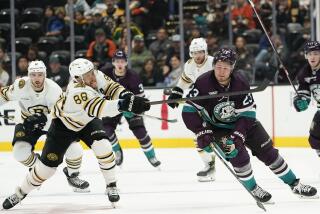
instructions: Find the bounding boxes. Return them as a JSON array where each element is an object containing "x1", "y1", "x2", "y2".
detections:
[{"x1": 0, "y1": 85, "x2": 316, "y2": 151}]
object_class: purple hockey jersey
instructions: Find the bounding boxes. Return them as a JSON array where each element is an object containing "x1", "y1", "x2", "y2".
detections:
[
  {"x1": 182, "y1": 71, "x2": 257, "y2": 139},
  {"x1": 103, "y1": 68, "x2": 144, "y2": 96}
]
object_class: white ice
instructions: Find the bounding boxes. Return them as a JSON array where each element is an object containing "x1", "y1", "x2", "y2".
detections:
[{"x1": 0, "y1": 148, "x2": 320, "y2": 214}]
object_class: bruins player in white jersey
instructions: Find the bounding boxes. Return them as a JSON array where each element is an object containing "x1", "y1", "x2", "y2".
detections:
[
  {"x1": 0, "y1": 60, "x2": 89, "y2": 192},
  {"x1": 168, "y1": 38, "x2": 216, "y2": 182},
  {"x1": 2, "y1": 58, "x2": 150, "y2": 210}
]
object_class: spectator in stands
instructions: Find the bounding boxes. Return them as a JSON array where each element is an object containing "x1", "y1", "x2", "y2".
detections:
[
  {"x1": 207, "y1": 5, "x2": 228, "y2": 40},
  {"x1": 86, "y1": 28, "x2": 117, "y2": 69},
  {"x1": 44, "y1": 6, "x2": 65, "y2": 40},
  {"x1": 113, "y1": 22, "x2": 143, "y2": 47},
  {"x1": 27, "y1": 46, "x2": 40, "y2": 62},
  {"x1": 65, "y1": 0, "x2": 91, "y2": 17},
  {"x1": 74, "y1": 10, "x2": 88, "y2": 35},
  {"x1": 149, "y1": 27, "x2": 171, "y2": 62},
  {"x1": 0, "y1": 46, "x2": 10, "y2": 69},
  {"x1": 16, "y1": 56, "x2": 29, "y2": 79},
  {"x1": 234, "y1": 36, "x2": 254, "y2": 82},
  {"x1": 129, "y1": 0, "x2": 150, "y2": 33},
  {"x1": 140, "y1": 58, "x2": 161, "y2": 87},
  {"x1": 130, "y1": 35, "x2": 154, "y2": 74},
  {"x1": 84, "y1": 10, "x2": 112, "y2": 45},
  {"x1": 231, "y1": 0, "x2": 256, "y2": 35},
  {"x1": 0, "y1": 62, "x2": 9, "y2": 87},
  {"x1": 206, "y1": 32, "x2": 220, "y2": 56},
  {"x1": 102, "y1": 0, "x2": 124, "y2": 26},
  {"x1": 163, "y1": 54, "x2": 183, "y2": 87},
  {"x1": 47, "y1": 55, "x2": 70, "y2": 90},
  {"x1": 166, "y1": 34, "x2": 188, "y2": 65}
]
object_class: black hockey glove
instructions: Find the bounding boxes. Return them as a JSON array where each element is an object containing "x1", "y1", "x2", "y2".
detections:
[
  {"x1": 119, "y1": 90, "x2": 134, "y2": 99},
  {"x1": 118, "y1": 95, "x2": 150, "y2": 114},
  {"x1": 167, "y1": 86, "x2": 183, "y2": 109},
  {"x1": 23, "y1": 113, "x2": 47, "y2": 133}
]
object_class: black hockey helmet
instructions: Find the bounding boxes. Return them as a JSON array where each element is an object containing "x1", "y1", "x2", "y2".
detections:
[
  {"x1": 112, "y1": 49, "x2": 127, "y2": 61},
  {"x1": 304, "y1": 41, "x2": 320, "y2": 54},
  {"x1": 213, "y1": 48, "x2": 237, "y2": 66}
]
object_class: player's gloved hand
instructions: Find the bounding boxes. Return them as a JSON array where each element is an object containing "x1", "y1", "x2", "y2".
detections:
[
  {"x1": 168, "y1": 87, "x2": 183, "y2": 109},
  {"x1": 23, "y1": 113, "x2": 47, "y2": 132},
  {"x1": 118, "y1": 95, "x2": 150, "y2": 114},
  {"x1": 223, "y1": 138, "x2": 238, "y2": 159},
  {"x1": 293, "y1": 94, "x2": 310, "y2": 112},
  {"x1": 119, "y1": 90, "x2": 134, "y2": 99},
  {"x1": 196, "y1": 128, "x2": 215, "y2": 153},
  {"x1": 122, "y1": 111, "x2": 134, "y2": 118}
]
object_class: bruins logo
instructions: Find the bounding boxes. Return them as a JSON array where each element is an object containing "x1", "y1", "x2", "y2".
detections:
[
  {"x1": 18, "y1": 79, "x2": 25, "y2": 89},
  {"x1": 47, "y1": 153, "x2": 58, "y2": 161},
  {"x1": 15, "y1": 131, "x2": 25, "y2": 138}
]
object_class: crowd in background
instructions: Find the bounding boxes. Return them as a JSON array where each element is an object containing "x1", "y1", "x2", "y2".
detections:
[{"x1": 0, "y1": 0, "x2": 314, "y2": 89}]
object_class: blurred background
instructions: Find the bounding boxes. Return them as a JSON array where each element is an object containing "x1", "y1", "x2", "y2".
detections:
[{"x1": 0, "y1": 0, "x2": 319, "y2": 89}]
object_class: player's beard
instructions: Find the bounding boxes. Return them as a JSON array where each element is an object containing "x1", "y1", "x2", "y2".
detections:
[{"x1": 32, "y1": 80, "x2": 44, "y2": 91}]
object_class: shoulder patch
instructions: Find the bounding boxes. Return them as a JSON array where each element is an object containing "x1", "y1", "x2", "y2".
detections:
[{"x1": 18, "y1": 79, "x2": 25, "y2": 89}]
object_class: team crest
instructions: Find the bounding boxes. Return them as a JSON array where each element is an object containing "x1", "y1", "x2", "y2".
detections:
[
  {"x1": 213, "y1": 101, "x2": 237, "y2": 123},
  {"x1": 18, "y1": 79, "x2": 25, "y2": 89},
  {"x1": 16, "y1": 131, "x2": 25, "y2": 138},
  {"x1": 310, "y1": 84, "x2": 320, "y2": 102},
  {"x1": 47, "y1": 153, "x2": 58, "y2": 161}
]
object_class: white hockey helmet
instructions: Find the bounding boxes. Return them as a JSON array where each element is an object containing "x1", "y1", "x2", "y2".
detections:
[
  {"x1": 69, "y1": 58, "x2": 94, "y2": 80},
  {"x1": 189, "y1": 37, "x2": 208, "y2": 57},
  {"x1": 28, "y1": 60, "x2": 47, "y2": 76}
]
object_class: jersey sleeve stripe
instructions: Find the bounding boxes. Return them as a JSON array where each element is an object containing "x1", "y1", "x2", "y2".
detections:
[
  {"x1": 89, "y1": 97, "x2": 103, "y2": 116},
  {"x1": 181, "y1": 72, "x2": 193, "y2": 84},
  {"x1": 84, "y1": 97, "x2": 99, "y2": 115},
  {"x1": 97, "y1": 100, "x2": 106, "y2": 118},
  {"x1": 0, "y1": 86, "x2": 10, "y2": 101}
]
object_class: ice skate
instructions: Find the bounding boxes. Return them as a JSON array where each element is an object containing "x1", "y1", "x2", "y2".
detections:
[
  {"x1": 2, "y1": 187, "x2": 26, "y2": 210},
  {"x1": 63, "y1": 167, "x2": 90, "y2": 192},
  {"x1": 197, "y1": 161, "x2": 216, "y2": 182},
  {"x1": 290, "y1": 179, "x2": 318, "y2": 199},
  {"x1": 251, "y1": 185, "x2": 274, "y2": 204},
  {"x1": 106, "y1": 182, "x2": 120, "y2": 208}
]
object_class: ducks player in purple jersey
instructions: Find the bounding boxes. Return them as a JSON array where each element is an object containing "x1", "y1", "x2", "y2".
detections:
[
  {"x1": 293, "y1": 41, "x2": 320, "y2": 158},
  {"x1": 102, "y1": 50, "x2": 161, "y2": 168},
  {"x1": 182, "y1": 48, "x2": 318, "y2": 203}
]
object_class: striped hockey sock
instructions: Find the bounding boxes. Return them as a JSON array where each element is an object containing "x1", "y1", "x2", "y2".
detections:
[
  {"x1": 269, "y1": 155, "x2": 296, "y2": 185},
  {"x1": 234, "y1": 162, "x2": 257, "y2": 191}
]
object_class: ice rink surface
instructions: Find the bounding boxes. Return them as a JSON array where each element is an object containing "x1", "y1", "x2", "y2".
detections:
[{"x1": 0, "y1": 148, "x2": 320, "y2": 214}]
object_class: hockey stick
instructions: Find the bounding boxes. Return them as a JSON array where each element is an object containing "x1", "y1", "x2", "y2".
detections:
[
  {"x1": 246, "y1": 0, "x2": 298, "y2": 95},
  {"x1": 211, "y1": 142, "x2": 267, "y2": 212},
  {"x1": 149, "y1": 79, "x2": 270, "y2": 105},
  {"x1": 134, "y1": 113, "x2": 178, "y2": 123}
]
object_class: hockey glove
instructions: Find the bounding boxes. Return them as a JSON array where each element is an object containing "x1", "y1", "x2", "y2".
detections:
[
  {"x1": 118, "y1": 95, "x2": 150, "y2": 114},
  {"x1": 119, "y1": 90, "x2": 134, "y2": 99},
  {"x1": 196, "y1": 128, "x2": 215, "y2": 153},
  {"x1": 293, "y1": 94, "x2": 310, "y2": 112},
  {"x1": 23, "y1": 113, "x2": 47, "y2": 133},
  {"x1": 122, "y1": 111, "x2": 134, "y2": 118},
  {"x1": 168, "y1": 87, "x2": 183, "y2": 109}
]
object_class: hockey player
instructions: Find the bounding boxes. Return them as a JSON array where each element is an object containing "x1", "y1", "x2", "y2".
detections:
[
  {"x1": 0, "y1": 60, "x2": 89, "y2": 192},
  {"x1": 182, "y1": 48, "x2": 318, "y2": 203},
  {"x1": 168, "y1": 37, "x2": 216, "y2": 181},
  {"x1": 103, "y1": 50, "x2": 161, "y2": 168},
  {"x1": 293, "y1": 41, "x2": 320, "y2": 157},
  {"x1": 2, "y1": 58, "x2": 151, "y2": 210}
]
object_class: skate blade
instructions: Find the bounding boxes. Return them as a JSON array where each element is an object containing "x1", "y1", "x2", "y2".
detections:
[
  {"x1": 262, "y1": 199, "x2": 275, "y2": 205},
  {"x1": 73, "y1": 187, "x2": 90, "y2": 193},
  {"x1": 197, "y1": 176, "x2": 215, "y2": 182},
  {"x1": 111, "y1": 202, "x2": 117, "y2": 208},
  {"x1": 296, "y1": 194, "x2": 319, "y2": 199}
]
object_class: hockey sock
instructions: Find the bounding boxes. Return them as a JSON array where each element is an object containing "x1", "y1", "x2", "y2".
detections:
[
  {"x1": 234, "y1": 162, "x2": 257, "y2": 191},
  {"x1": 91, "y1": 139, "x2": 116, "y2": 185},
  {"x1": 13, "y1": 141, "x2": 38, "y2": 168},
  {"x1": 21, "y1": 161, "x2": 56, "y2": 194},
  {"x1": 269, "y1": 155, "x2": 296, "y2": 185},
  {"x1": 132, "y1": 127, "x2": 156, "y2": 159},
  {"x1": 109, "y1": 133, "x2": 121, "y2": 153},
  {"x1": 65, "y1": 142, "x2": 83, "y2": 176}
]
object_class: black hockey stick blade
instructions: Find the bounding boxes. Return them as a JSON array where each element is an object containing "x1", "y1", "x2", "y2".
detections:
[
  {"x1": 211, "y1": 143, "x2": 267, "y2": 212},
  {"x1": 134, "y1": 113, "x2": 178, "y2": 123},
  {"x1": 149, "y1": 79, "x2": 270, "y2": 105}
]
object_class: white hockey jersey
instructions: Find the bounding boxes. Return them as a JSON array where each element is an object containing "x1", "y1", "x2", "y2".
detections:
[
  {"x1": 53, "y1": 70, "x2": 126, "y2": 132},
  {"x1": 0, "y1": 77, "x2": 62, "y2": 122},
  {"x1": 177, "y1": 55, "x2": 214, "y2": 89}
]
